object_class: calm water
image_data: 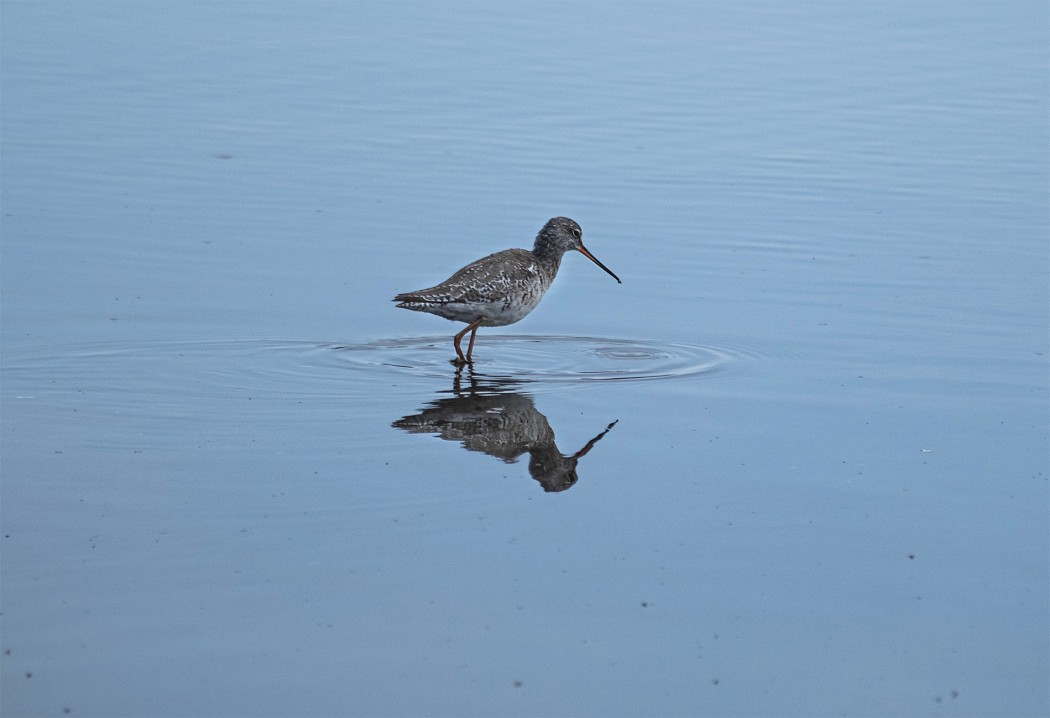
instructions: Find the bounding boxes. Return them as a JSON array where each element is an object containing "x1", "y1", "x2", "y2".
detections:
[{"x1": 2, "y1": 2, "x2": 1047, "y2": 716}]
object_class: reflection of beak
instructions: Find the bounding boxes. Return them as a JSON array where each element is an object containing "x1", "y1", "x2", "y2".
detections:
[
  {"x1": 572, "y1": 420, "x2": 619, "y2": 459},
  {"x1": 577, "y1": 244, "x2": 622, "y2": 284}
]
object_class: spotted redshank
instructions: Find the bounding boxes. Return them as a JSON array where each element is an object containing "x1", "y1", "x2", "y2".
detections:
[{"x1": 394, "y1": 217, "x2": 621, "y2": 365}]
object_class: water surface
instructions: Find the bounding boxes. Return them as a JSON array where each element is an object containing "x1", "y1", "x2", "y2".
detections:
[{"x1": 2, "y1": 2, "x2": 1047, "y2": 716}]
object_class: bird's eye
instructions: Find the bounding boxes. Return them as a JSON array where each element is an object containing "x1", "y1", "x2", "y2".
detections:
[{"x1": 572, "y1": 228, "x2": 581, "y2": 238}]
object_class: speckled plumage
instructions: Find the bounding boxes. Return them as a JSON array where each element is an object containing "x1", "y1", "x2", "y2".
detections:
[{"x1": 394, "y1": 217, "x2": 620, "y2": 364}]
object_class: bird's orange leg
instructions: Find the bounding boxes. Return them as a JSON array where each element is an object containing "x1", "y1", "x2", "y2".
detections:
[
  {"x1": 465, "y1": 321, "x2": 481, "y2": 362},
  {"x1": 452, "y1": 317, "x2": 484, "y2": 365}
]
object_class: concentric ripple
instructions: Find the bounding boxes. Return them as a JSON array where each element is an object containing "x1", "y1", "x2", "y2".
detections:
[
  {"x1": 331, "y1": 335, "x2": 733, "y2": 384},
  {"x1": 3, "y1": 335, "x2": 753, "y2": 407}
]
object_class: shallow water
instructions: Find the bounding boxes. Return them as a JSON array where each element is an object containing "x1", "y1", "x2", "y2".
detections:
[{"x1": 2, "y1": 2, "x2": 1048, "y2": 717}]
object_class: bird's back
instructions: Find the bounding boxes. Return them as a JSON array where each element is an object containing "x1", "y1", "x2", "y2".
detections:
[{"x1": 394, "y1": 248, "x2": 555, "y2": 326}]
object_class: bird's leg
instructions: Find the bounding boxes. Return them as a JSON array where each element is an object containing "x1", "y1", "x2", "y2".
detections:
[
  {"x1": 465, "y1": 320, "x2": 481, "y2": 362},
  {"x1": 452, "y1": 317, "x2": 483, "y2": 365},
  {"x1": 452, "y1": 326, "x2": 469, "y2": 365}
]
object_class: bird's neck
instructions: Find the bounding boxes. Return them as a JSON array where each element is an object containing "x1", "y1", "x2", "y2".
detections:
[
  {"x1": 532, "y1": 237, "x2": 565, "y2": 265},
  {"x1": 531, "y1": 245, "x2": 564, "y2": 277}
]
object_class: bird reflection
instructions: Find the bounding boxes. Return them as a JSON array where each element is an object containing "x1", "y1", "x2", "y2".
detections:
[{"x1": 393, "y1": 369, "x2": 617, "y2": 492}]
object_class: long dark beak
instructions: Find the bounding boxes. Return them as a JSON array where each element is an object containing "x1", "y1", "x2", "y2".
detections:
[{"x1": 577, "y1": 244, "x2": 622, "y2": 284}]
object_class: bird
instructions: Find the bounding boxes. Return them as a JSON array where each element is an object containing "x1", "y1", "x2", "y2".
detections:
[{"x1": 394, "y1": 217, "x2": 621, "y2": 365}]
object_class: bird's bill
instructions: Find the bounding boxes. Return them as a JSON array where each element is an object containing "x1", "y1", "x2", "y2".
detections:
[{"x1": 577, "y1": 244, "x2": 622, "y2": 284}]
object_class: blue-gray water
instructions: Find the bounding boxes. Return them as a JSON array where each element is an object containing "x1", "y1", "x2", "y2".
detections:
[{"x1": 2, "y1": 2, "x2": 1047, "y2": 716}]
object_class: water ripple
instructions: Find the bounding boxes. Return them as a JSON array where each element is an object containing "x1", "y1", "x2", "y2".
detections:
[
  {"x1": 328, "y1": 335, "x2": 740, "y2": 384},
  {"x1": 4, "y1": 335, "x2": 759, "y2": 405}
]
